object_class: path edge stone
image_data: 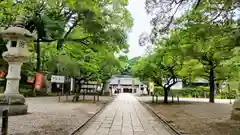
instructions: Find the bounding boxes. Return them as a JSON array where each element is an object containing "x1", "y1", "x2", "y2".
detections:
[
  {"x1": 69, "y1": 96, "x2": 116, "y2": 135},
  {"x1": 136, "y1": 97, "x2": 185, "y2": 135}
]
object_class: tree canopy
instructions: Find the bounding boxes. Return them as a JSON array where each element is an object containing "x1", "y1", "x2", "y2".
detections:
[
  {"x1": 0, "y1": 0, "x2": 133, "y2": 92},
  {"x1": 133, "y1": 0, "x2": 240, "y2": 103}
]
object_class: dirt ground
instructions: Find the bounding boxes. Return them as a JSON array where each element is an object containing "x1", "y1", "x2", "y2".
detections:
[
  {"x1": 0, "y1": 96, "x2": 114, "y2": 135},
  {"x1": 146, "y1": 101, "x2": 240, "y2": 135}
]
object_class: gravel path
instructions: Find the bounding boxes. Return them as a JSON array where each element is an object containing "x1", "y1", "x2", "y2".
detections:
[
  {"x1": 0, "y1": 96, "x2": 113, "y2": 135},
  {"x1": 137, "y1": 96, "x2": 240, "y2": 135}
]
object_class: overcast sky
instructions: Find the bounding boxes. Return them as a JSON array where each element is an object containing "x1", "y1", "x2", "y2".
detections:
[{"x1": 126, "y1": 0, "x2": 152, "y2": 59}]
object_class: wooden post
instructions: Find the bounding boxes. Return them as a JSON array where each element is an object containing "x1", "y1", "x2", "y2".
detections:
[
  {"x1": 2, "y1": 110, "x2": 8, "y2": 135},
  {"x1": 152, "y1": 95, "x2": 154, "y2": 103},
  {"x1": 66, "y1": 91, "x2": 68, "y2": 101},
  {"x1": 97, "y1": 95, "x2": 99, "y2": 101},
  {"x1": 83, "y1": 92, "x2": 85, "y2": 100},
  {"x1": 58, "y1": 92, "x2": 61, "y2": 102},
  {"x1": 62, "y1": 83, "x2": 64, "y2": 96},
  {"x1": 172, "y1": 96, "x2": 174, "y2": 103},
  {"x1": 94, "y1": 95, "x2": 96, "y2": 103},
  {"x1": 156, "y1": 96, "x2": 158, "y2": 103},
  {"x1": 177, "y1": 96, "x2": 179, "y2": 104}
]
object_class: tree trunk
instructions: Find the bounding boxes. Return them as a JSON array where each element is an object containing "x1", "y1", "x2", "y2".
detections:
[
  {"x1": 164, "y1": 88, "x2": 169, "y2": 104},
  {"x1": 209, "y1": 64, "x2": 215, "y2": 103},
  {"x1": 155, "y1": 95, "x2": 158, "y2": 103},
  {"x1": 152, "y1": 95, "x2": 154, "y2": 103},
  {"x1": 101, "y1": 81, "x2": 106, "y2": 95},
  {"x1": 216, "y1": 83, "x2": 220, "y2": 94},
  {"x1": 35, "y1": 38, "x2": 41, "y2": 72},
  {"x1": 237, "y1": 82, "x2": 240, "y2": 99}
]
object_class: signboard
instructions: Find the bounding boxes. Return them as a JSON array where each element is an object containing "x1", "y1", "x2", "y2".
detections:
[
  {"x1": 51, "y1": 75, "x2": 65, "y2": 83},
  {"x1": 35, "y1": 73, "x2": 43, "y2": 89}
]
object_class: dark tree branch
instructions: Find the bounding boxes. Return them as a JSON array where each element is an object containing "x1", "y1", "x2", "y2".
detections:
[
  {"x1": 35, "y1": 36, "x2": 91, "y2": 45},
  {"x1": 194, "y1": 0, "x2": 201, "y2": 9}
]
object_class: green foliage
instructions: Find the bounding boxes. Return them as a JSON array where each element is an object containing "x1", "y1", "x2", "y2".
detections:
[
  {"x1": 134, "y1": 0, "x2": 240, "y2": 102},
  {"x1": 154, "y1": 86, "x2": 164, "y2": 96},
  {"x1": 120, "y1": 56, "x2": 140, "y2": 75},
  {"x1": 218, "y1": 89, "x2": 240, "y2": 99},
  {"x1": 0, "y1": 0, "x2": 133, "y2": 90}
]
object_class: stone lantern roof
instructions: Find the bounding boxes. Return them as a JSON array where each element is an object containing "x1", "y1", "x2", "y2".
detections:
[
  {"x1": 0, "y1": 14, "x2": 34, "y2": 40},
  {"x1": 0, "y1": 26, "x2": 34, "y2": 40}
]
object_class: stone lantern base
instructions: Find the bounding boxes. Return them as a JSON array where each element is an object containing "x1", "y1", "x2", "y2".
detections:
[
  {"x1": 0, "y1": 93, "x2": 28, "y2": 116},
  {"x1": 231, "y1": 99, "x2": 240, "y2": 120}
]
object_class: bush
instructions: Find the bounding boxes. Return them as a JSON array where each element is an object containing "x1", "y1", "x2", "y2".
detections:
[
  {"x1": 0, "y1": 86, "x2": 3, "y2": 93},
  {"x1": 219, "y1": 90, "x2": 227, "y2": 99},
  {"x1": 196, "y1": 86, "x2": 209, "y2": 98},
  {"x1": 20, "y1": 88, "x2": 36, "y2": 97},
  {"x1": 178, "y1": 86, "x2": 210, "y2": 98},
  {"x1": 169, "y1": 89, "x2": 182, "y2": 97},
  {"x1": 154, "y1": 86, "x2": 164, "y2": 96},
  {"x1": 226, "y1": 89, "x2": 238, "y2": 99},
  {"x1": 181, "y1": 87, "x2": 195, "y2": 97},
  {"x1": 46, "y1": 92, "x2": 57, "y2": 96}
]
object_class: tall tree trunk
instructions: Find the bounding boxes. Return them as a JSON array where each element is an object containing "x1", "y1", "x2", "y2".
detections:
[
  {"x1": 237, "y1": 82, "x2": 240, "y2": 99},
  {"x1": 101, "y1": 82, "x2": 105, "y2": 95},
  {"x1": 209, "y1": 64, "x2": 215, "y2": 103},
  {"x1": 164, "y1": 88, "x2": 169, "y2": 103},
  {"x1": 35, "y1": 38, "x2": 41, "y2": 72},
  {"x1": 101, "y1": 81, "x2": 109, "y2": 96}
]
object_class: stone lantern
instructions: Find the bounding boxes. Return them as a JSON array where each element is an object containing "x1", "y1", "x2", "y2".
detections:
[
  {"x1": 0, "y1": 25, "x2": 34, "y2": 115},
  {"x1": 231, "y1": 100, "x2": 240, "y2": 120}
]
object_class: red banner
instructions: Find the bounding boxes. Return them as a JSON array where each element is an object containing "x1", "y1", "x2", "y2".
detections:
[
  {"x1": 0, "y1": 72, "x2": 5, "y2": 78},
  {"x1": 35, "y1": 73, "x2": 43, "y2": 89}
]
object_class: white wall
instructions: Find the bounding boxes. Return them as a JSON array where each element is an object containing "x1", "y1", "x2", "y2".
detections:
[
  {"x1": 170, "y1": 82, "x2": 183, "y2": 90},
  {"x1": 109, "y1": 76, "x2": 142, "y2": 85}
]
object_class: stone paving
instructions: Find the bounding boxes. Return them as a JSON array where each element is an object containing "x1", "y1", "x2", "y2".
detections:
[{"x1": 80, "y1": 93, "x2": 172, "y2": 135}]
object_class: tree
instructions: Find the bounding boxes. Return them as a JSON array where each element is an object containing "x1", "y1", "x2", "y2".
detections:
[
  {"x1": 0, "y1": 0, "x2": 133, "y2": 72},
  {"x1": 0, "y1": 0, "x2": 133, "y2": 98},
  {"x1": 143, "y1": 0, "x2": 239, "y2": 44},
  {"x1": 168, "y1": 4, "x2": 240, "y2": 102},
  {"x1": 133, "y1": 40, "x2": 183, "y2": 103}
]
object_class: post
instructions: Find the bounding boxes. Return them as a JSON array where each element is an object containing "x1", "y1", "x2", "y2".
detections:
[
  {"x1": 152, "y1": 95, "x2": 154, "y2": 103},
  {"x1": 2, "y1": 110, "x2": 8, "y2": 135},
  {"x1": 58, "y1": 92, "x2": 61, "y2": 102},
  {"x1": 66, "y1": 91, "x2": 68, "y2": 101},
  {"x1": 177, "y1": 96, "x2": 179, "y2": 104},
  {"x1": 156, "y1": 96, "x2": 158, "y2": 103},
  {"x1": 172, "y1": 96, "x2": 174, "y2": 103},
  {"x1": 97, "y1": 95, "x2": 99, "y2": 101},
  {"x1": 94, "y1": 95, "x2": 96, "y2": 103},
  {"x1": 62, "y1": 83, "x2": 64, "y2": 96}
]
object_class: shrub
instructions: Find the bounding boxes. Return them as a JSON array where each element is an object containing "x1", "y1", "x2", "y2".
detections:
[
  {"x1": 226, "y1": 89, "x2": 238, "y2": 99},
  {"x1": 154, "y1": 86, "x2": 164, "y2": 96},
  {"x1": 46, "y1": 92, "x2": 57, "y2": 96},
  {"x1": 20, "y1": 88, "x2": 36, "y2": 97},
  {"x1": 0, "y1": 86, "x2": 3, "y2": 93},
  {"x1": 181, "y1": 87, "x2": 195, "y2": 97},
  {"x1": 196, "y1": 86, "x2": 209, "y2": 98}
]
